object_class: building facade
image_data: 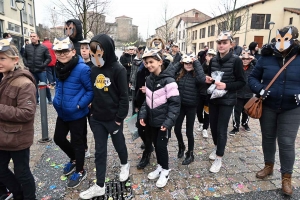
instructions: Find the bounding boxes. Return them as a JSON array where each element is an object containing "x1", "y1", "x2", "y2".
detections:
[
  {"x1": 186, "y1": 0, "x2": 300, "y2": 53},
  {"x1": 0, "y1": 0, "x2": 36, "y2": 50}
]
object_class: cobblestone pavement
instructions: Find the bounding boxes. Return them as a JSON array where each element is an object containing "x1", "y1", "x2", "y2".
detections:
[{"x1": 27, "y1": 95, "x2": 300, "y2": 199}]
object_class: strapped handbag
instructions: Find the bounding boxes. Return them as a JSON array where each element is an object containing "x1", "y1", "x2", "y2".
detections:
[{"x1": 244, "y1": 54, "x2": 297, "y2": 119}]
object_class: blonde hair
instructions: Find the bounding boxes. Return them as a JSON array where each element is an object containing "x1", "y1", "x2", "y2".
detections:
[{"x1": 3, "y1": 45, "x2": 25, "y2": 70}]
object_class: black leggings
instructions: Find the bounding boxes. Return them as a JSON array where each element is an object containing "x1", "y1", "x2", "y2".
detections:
[
  {"x1": 148, "y1": 126, "x2": 169, "y2": 170},
  {"x1": 54, "y1": 116, "x2": 87, "y2": 172},
  {"x1": 174, "y1": 105, "x2": 197, "y2": 151},
  {"x1": 137, "y1": 112, "x2": 152, "y2": 154},
  {"x1": 209, "y1": 103, "x2": 233, "y2": 157},
  {"x1": 197, "y1": 95, "x2": 210, "y2": 130}
]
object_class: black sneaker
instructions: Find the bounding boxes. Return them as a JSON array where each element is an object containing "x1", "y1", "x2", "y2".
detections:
[
  {"x1": 242, "y1": 124, "x2": 251, "y2": 132},
  {"x1": 229, "y1": 128, "x2": 239, "y2": 136},
  {"x1": 63, "y1": 162, "x2": 76, "y2": 176},
  {"x1": 0, "y1": 193, "x2": 13, "y2": 200},
  {"x1": 67, "y1": 170, "x2": 87, "y2": 188}
]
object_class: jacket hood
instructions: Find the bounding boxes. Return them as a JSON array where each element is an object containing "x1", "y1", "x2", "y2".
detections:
[
  {"x1": 7, "y1": 68, "x2": 35, "y2": 84},
  {"x1": 90, "y1": 34, "x2": 117, "y2": 65},
  {"x1": 150, "y1": 66, "x2": 174, "y2": 80},
  {"x1": 66, "y1": 19, "x2": 83, "y2": 42},
  {"x1": 249, "y1": 42, "x2": 258, "y2": 51}
]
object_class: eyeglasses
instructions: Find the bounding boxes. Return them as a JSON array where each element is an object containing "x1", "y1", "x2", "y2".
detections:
[
  {"x1": 55, "y1": 49, "x2": 72, "y2": 56},
  {"x1": 217, "y1": 41, "x2": 229, "y2": 45}
]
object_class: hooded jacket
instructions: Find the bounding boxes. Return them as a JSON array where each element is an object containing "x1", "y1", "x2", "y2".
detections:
[
  {"x1": 42, "y1": 40, "x2": 57, "y2": 66},
  {"x1": 53, "y1": 56, "x2": 94, "y2": 121},
  {"x1": 66, "y1": 19, "x2": 84, "y2": 55},
  {"x1": 138, "y1": 68, "x2": 181, "y2": 129},
  {"x1": 90, "y1": 34, "x2": 129, "y2": 123},
  {"x1": 134, "y1": 63, "x2": 150, "y2": 109},
  {"x1": 130, "y1": 56, "x2": 143, "y2": 89},
  {"x1": 248, "y1": 44, "x2": 300, "y2": 111},
  {"x1": 0, "y1": 69, "x2": 36, "y2": 151},
  {"x1": 237, "y1": 62, "x2": 254, "y2": 99},
  {"x1": 120, "y1": 53, "x2": 136, "y2": 75}
]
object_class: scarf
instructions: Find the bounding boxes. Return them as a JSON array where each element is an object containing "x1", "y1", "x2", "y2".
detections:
[{"x1": 55, "y1": 55, "x2": 79, "y2": 81}]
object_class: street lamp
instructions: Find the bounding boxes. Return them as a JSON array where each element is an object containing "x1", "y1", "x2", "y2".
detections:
[
  {"x1": 268, "y1": 21, "x2": 275, "y2": 44},
  {"x1": 15, "y1": 0, "x2": 25, "y2": 50}
]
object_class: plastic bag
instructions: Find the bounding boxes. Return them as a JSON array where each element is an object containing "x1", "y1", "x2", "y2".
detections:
[
  {"x1": 211, "y1": 89, "x2": 227, "y2": 99},
  {"x1": 125, "y1": 114, "x2": 139, "y2": 141},
  {"x1": 207, "y1": 71, "x2": 224, "y2": 94}
]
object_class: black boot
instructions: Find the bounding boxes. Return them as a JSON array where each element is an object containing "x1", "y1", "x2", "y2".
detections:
[
  {"x1": 177, "y1": 143, "x2": 185, "y2": 158},
  {"x1": 137, "y1": 151, "x2": 151, "y2": 169},
  {"x1": 182, "y1": 151, "x2": 194, "y2": 165}
]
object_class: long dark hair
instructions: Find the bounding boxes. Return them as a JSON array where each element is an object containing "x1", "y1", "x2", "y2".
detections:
[{"x1": 176, "y1": 65, "x2": 195, "y2": 81}]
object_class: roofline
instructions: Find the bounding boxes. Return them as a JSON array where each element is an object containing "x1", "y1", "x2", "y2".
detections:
[
  {"x1": 115, "y1": 16, "x2": 132, "y2": 19},
  {"x1": 187, "y1": 0, "x2": 268, "y2": 29},
  {"x1": 284, "y1": 7, "x2": 300, "y2": 15}
]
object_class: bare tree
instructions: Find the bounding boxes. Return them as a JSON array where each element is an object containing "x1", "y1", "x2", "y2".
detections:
[
  {"x1": 36, "y1": 24, "x2": 50, "y2": 39},
  {"x1": 212, "y1": 0, "x2": 249, "y2": 36},
  {"x1": 50, "y1": 0, "x2": 111, "y2": 38},
  {"x1": 48, "y1": 8, "x2": 64, "y2": 41},
  {"x1": 155, "y1": 1, "x2": 175, "y2": 43}
]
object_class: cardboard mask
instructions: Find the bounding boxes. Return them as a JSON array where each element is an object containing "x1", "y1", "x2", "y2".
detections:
[
  {"x1": 64, "y1": 22, "x2": 77, "y2": 38},
  {"x1": 181, "y1": 54, "x2": 193, "y2": 63},
  {"x1": 90, "y1": 45, "x2": 105, "y2": 67},
  {"x1": 216, "y1": 31, "x2": 233, "y2": 42},
  {"x1": 275, "y1": 27, "x2": 294, "y2": 52},
  {"x1": 0, "y1": 39, "x2": 12, "y2": 52},
  {"x1": 142, "y1": 47, "x2": 162, "y2": 60},
  {"x1": 53, "y1": 37, "x2": 73, "y2": 50},
  {"x1": 150, "y1": 37, "x2": 165, "y2": 50}
]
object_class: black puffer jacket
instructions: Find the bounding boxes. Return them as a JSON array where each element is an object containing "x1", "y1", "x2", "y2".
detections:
[
  {"x1": 169, "y1": 60, "x2": 206, "y2": 106},
  {"x1": 209, "y1": 50, "x2": 246, "y2": 105},
  {"x1": 139, "y1": 69, "x2": 181, "y2": 129},
  {"x1": 130, "y1": 57, "x2": 142, "y2": 88},
  {"x1": 66, "y1": 19, "x2": 84, "y2": 55},
  {"x1": 134, "y1": 63, "x2": 150, "y2": 109},
  {"x1": 23, "y1": 42, "x2": 51, "y2": 73},
  {"x1": 172, "y1": 52, "x2": 182, "y2": 64},
  {"x1": 237, "y1": 62, "x2": 254, "y2": 99},
  {"x1": 120, "y1": 53, "x2": 136, "y2": 75}
]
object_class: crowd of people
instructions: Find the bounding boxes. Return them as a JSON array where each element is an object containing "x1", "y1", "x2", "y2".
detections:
[{"x1": 0, "y1": 23, "x2": 299, "y2": 200}]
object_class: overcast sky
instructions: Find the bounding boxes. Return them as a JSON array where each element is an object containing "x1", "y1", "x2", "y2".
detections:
[{"x1": 35, "y1": 0, "x2": 256, "y2": 39}]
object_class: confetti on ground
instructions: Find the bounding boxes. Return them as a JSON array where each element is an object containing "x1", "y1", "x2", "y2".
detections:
[
  {"x1": 41, "y1": 196, "x2": 51, "y2": 200},
  {"x1": 46, "y1": 146, "x2": 51, "y2": 149},
  {"x1": 60, "y1": 176, "x2": 68, "y2": 181},
  {"x1": 238, "y1": 184, "x2": 244, "y2": 189},
  {"x1": 194, "y1": 174, "x2": 200, "y2": 178},
  {"x1": 93, "y1": 168, "x2": 96, "y2": 172},
  {"x1": 46, "y1": 158, "x2": 51, "y2": 162},
  {"x1": 197, "y1": 152, "x2": 202, "y2": 155},
  {"x1": 50, "y1": 163, "x2": 56, "y2": 167},
  {"x1": 54, "y1": 148, "x2": 59, "y2": 150},
  {"x1": 194, "y1": 196, "x2": 200, "y2": 200},
  {"x1": 49, "y1": 185, "x2": 56, "y2": 190},
  {"x1": 208, "y1": 187, "x2": 215, "y2": 192},
  {"x1": 132, "y1": 184, "x2": 138, "y2": 189},
  {"x1": 125, "y1": 182, "x2": 131, "y2": 187},
  {"x1": 93, "y1": 179, "x2": 97, "y2": 183},
  {"x1": 105, "y1": 178, "x2": 110, "y2": 182}
]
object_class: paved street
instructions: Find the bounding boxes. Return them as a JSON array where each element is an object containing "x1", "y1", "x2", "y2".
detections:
[{"x1": 27, "y1": 91, "x2": 300, "y2": 200}]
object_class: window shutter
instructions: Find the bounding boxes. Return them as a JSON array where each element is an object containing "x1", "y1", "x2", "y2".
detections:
[
  {"x1": 265, "y1": 14, "x2": 271, "y2": 29},
  {"x1": 251, "y1": 14, "x2": 257, "y2": 29}
]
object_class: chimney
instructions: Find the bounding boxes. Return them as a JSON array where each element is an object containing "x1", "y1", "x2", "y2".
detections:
[{"x1": 195, "y1": 12, "x2": 199, "y2": 18}]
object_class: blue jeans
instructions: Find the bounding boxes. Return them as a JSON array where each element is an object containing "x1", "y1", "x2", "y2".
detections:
[
  {"x1": 46, "y1": 66, "x2": 56, "y2": 85},
  {"x1": 32, "y1": 71, "x2": 52, "y2": 103}
]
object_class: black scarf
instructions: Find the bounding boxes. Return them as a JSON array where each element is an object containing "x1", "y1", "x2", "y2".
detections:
[{"x1": 55, "y1": 55, "x2": 79, "y2": 81}]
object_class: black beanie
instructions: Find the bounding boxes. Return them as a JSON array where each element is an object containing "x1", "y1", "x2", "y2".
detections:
[{"x1": 249, "y1": 42, "x2": 258, "y2": 51}]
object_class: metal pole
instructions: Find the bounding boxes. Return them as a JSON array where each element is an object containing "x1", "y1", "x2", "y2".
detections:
[
  {"x1": 20, "y1": 10, "x2": 24, "y2": 49},
  {"x1": 268, "y1": 29, "x2": 271, "y2": 44},
  {"x1": 244, "y1": 7, "x2": 249, "y2": 46},
  {"x1": 38, "y1": 82, "x2": 52, "y2": 143}
]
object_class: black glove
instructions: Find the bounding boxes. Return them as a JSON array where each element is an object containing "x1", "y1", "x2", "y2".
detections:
[
  {"x1": 260, "y1": 89, "x2": 270, "y2": 100},
  {"x1": 295, "y1": 94, "x2": 300, "y2": 105}
]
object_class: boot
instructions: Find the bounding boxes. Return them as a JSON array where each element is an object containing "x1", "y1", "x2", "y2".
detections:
[
  {"x1": 282, "y1": 173, "x2": 293, "y2": 196},
  {"x1": 256, "y1": 162, "x2": 274, "y2": 179},
  {"x1": 177, "y1": 143, "x2": 185, "y2": 158},
  {"x1": 137, "y1": 151, "x2": 151, "y2": 169},
  {"x1": 182, "y1": 151, "x2": 194, "y2": 165}
]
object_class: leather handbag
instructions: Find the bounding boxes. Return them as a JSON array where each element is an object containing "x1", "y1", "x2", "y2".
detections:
[{"x1": 244, "y1": 54, "x2": 297, "y2": 119}]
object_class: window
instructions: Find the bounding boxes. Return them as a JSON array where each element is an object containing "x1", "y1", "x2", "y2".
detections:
[
  {"x1": 0, "y1": 20, "x2": 3, "y2": 38},
  {"x1": 10, "y1": 0, "x2": 15, "y2": 8},
  {"x1": 199, "y1": 42, "x2": 205, "y2": 50},
  {"x1": 178, "y1": 31, "x2": 181, "y2": 40},
  {"x1": 201, "y1": 27, "x2": 205, "y2": 38},
  {"x1": 218, "y1": 21, "x2": 228, "y2": 34},
  {"x1": 211, "y1": 25, "x2": 215, "y2": 36},
  {"x1": 195, "y1": 30, "x2": 197, "y2": 39},
  {"x1": 183, "y1": 30, "x2": 185, "y2": 38},
  {"x1": 208, "y1": 26, "x2": 211, "y2": 37},
  {"x1": 24, "y1": 27, "x2": 27, "y2": 35},
  {"x1": 234, "y1": 37, "x2": 239, "y2": 46},
  {"x1": 192, "y1": 31, "x2": 194, "y2": 40},
  {"x1": 0, "y1": 0, "x2": 4, "y2": 13},
  {"x1": 234, "y1": 16, "x2": 241, "y2": 31},
  {"x1": 209, "y1": 41, "x2": 214, "y2": 49},
  {"x1": 15, "y1": 25, "x2": 20, "y2": 33},
  {"x1": 28, "y1": 3, "x2": 32, "y2": 15},
  {"x1": 8, "y1": 22, "x2": 15, "y2": 31},
  {"x1": 289, "y1": 17, "x2": 293, "y2": 25},
  {"x1": 250, "y1": 14, "x2": 271, "y2": 29}
]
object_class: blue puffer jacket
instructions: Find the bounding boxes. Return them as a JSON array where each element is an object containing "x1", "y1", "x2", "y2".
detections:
[
  {"x1": 53, "y1": 57, "x2": 94, "y2": 121},
  {"x1": 248, "y1": 45, "x2": 300, "y2": 111}
]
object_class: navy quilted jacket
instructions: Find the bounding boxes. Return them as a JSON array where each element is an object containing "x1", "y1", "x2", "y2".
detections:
[
  {"x1": 53, "y1": 57, "x2": 94, "y2": 121},
  {"x1": 248, "y1": 45, "x2": 300, "y2": 111}
]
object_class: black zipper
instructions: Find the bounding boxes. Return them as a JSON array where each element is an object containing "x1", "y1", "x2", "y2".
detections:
[{"x1": 61, "y1": 81, "x2": 64, "y2": 118}]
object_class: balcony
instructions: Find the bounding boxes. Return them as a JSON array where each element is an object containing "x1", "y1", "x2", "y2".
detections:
[
  {"x1": 22, "y1": 11, "x2": 27, "y2": 23},
  {"x1": 29, "y1": 14, "x2": 33, "y2": 26}
]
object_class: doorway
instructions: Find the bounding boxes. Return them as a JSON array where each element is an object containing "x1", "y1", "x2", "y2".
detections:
[{"x1": 254, "y1": 36, "x2": 264, "y2": 48}]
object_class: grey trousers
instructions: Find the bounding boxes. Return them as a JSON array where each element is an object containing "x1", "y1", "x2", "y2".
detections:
[{"x1": 260, "y1": 106, "x2": 300, "y2": 174}]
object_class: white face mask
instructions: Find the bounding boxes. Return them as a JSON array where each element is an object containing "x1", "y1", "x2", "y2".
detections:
[
  {"x1": 90, "y1": 45, "x2": 105, "y2": 67},
  {"x1": 275, "y1": 28, "x2": 294, "y2": 52}
]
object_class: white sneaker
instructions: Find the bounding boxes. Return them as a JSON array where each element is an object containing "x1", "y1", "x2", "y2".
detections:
[
  {"x1": 85, "y1": 149, "x2": 91, "y2": 158},
  {"x1": 119, "y1": 163, "x2": 130, "y2": 182},
  {"x1": 202, "y1": 129, "x2": 208, "y2": 138},
  {"x1": 148, "y1": 164, "x2": 162, "y2": 180},
  {"x1": 209, "y1": 157, "x2": 222, "y2": 173},
  {"x1": 197, "y1": 123, "x2": 203, "y2": 132},
  {"x1": 79, "y1": 183, "x2": 105, "y2": 199},
  {"x1": 5, "y1": 193, "x2": 13, "y2": 200},
  {"x1": 156, "y1": 169, "x2": 170, "y2": 188},
  {"x1": 209, "y1": 147, "x2": 217, "y2": 160}
]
